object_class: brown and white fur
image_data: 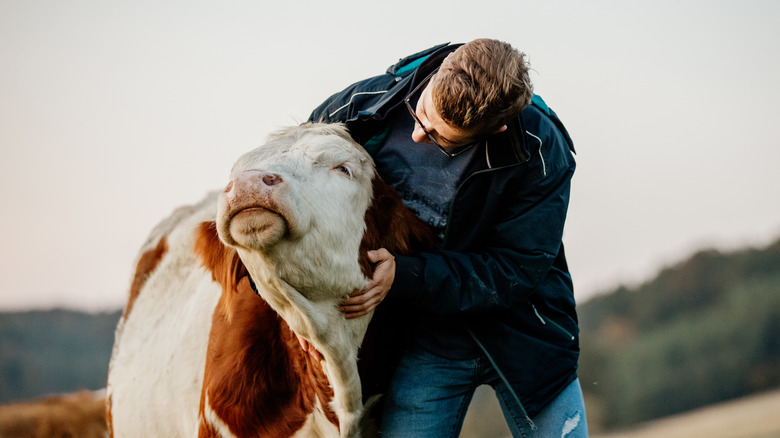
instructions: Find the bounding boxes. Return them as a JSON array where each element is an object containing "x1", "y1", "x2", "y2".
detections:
[{"x1": 106, "y1": 123, "x2": 436, "y2": 437}]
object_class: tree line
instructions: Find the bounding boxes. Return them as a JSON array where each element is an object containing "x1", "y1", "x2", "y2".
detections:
[{"x1": 578, "y1": 237, "x2": 780, "y2": 428}]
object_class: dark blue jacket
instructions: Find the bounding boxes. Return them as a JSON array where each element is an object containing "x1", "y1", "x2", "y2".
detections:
[{"x1": 308, "y1": 43, "x2": 579, "y2": 419}]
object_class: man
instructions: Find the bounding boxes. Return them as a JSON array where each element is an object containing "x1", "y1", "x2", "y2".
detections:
[{"x1": 308, "y1": 39, "x2": 586, "y2": 437}]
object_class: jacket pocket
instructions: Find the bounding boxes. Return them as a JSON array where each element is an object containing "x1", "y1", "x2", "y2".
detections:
[{"x1": 530, "y1": 303, "x2": 576, "y2": 342}]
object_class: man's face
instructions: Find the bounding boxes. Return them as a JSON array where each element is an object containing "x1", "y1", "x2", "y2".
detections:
[{"x1": 410, "y1": 81, "x2": 478, "y2": 149}]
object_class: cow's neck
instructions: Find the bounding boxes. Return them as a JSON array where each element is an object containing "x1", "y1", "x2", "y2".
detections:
[
  {"x1": 242, "y1": 256, "x2": 372, "y2": 438},
  {"x1": 238, "y1": 240, "x2": 367, "y2": 302},
  {"x1": 201, "y1": 276, "x2": 339, "y2": 436},
  {"x1": 242, "y1": 260, "x2": 330, "y2": 341}
]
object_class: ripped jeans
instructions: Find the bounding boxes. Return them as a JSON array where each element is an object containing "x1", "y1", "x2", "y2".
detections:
[{"x1": 380, "y1": 343, "x2": 588, "y2": 438}]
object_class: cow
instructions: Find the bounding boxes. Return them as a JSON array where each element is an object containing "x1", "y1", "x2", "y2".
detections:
[{"x1": 106, "y1": 123, "x2": 436, "y2": 437}]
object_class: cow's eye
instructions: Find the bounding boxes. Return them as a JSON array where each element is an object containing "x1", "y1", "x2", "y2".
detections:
[{"x1": 334, "y1": 164, "x2": 353, "y2": 179}]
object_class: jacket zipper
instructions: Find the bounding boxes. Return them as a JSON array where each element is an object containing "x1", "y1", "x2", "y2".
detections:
[
  {"x1": 466, "y1": 326, "x2": 536, "y2": 430},
  {"x1": 442, "y1": 140, "x2": 524, "y2": 244},
  {"x1": 531, "y1": 304, "x2": 575, "y2": 341}
]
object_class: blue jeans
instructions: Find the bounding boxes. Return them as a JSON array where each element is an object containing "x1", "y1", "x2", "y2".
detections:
[{"x1": 380, "y1": 343, "x2": 588, "y2": 437}]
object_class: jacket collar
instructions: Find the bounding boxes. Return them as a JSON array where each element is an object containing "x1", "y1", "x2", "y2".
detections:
[{"x1": 484, "y1": 115, "x2": 530, "y2": 169}]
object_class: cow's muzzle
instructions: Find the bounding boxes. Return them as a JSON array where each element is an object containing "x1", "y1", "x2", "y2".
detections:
[{"x1": 217, "y1": 170, "x2": 290, "y2": 250}]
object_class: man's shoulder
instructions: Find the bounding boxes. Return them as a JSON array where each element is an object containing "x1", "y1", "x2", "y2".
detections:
[
  {"x1": 309, "y1": 73, "x2": 397, "y2": 123},
  {"x1": 521, "y1": 95, "x2": 575, "y2": 154}
]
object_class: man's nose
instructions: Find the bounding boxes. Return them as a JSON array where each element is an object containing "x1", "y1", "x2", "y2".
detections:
[{"x1": 411, "y1": 123, "x2": 432, "y2": 144}]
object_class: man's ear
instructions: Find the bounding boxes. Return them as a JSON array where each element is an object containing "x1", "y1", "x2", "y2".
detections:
[{"x1": 494, "y1": 125, "x2": 508, "y2": 134}]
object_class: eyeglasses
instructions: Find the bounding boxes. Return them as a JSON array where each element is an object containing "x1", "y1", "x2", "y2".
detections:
[{"x1": 403, "y1": 68, "x2": 477, "y2": 158}]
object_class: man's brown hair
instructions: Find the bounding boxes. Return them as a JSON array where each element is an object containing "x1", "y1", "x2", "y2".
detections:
[{"x1": 431, "y1": 39, "x2": 533, "y2": 135}]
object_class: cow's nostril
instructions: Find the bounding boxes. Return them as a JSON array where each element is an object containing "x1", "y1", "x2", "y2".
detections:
[
  {"x1": 262, "y1": 173, "x2": 283, "y2": 186},
  {"x1": 223, "y1": 181, "x2": 234, "y2": 193}
]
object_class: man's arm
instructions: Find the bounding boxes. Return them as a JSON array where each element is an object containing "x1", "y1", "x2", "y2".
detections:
[{"x1": 390, "y1": 160, "x2": 575, "y2": 315}]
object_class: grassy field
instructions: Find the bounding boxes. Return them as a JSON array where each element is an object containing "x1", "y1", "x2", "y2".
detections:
[
  {"x1": 592, "y1": 388, "x2": 780, "y2": 438},
  {"x1": 460, "y1": 387, "x2": 780, "y2": 438}
]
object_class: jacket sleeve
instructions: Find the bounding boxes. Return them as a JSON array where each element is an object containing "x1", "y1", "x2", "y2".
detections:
[
  {"x1": 307, "y1": 74, "x2": 400, "y2": 125},
  {"x1": 308, "y1": 80, "x2": 366, "y2": 124},
  {"x1": 388, "y1": 146, "x2": 575, "y2": 316}
]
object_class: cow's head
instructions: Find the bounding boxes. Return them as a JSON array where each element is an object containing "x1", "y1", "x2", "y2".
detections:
[{"x1": 216, "y1": 123, "x2": 383, "y2": 298}]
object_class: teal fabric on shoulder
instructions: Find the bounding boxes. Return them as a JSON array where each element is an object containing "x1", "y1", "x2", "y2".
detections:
[
  {"x1": 530, "y1": 94, "x2": 551, "y2": 116},
  {"x1": 394, "y1": 56, "x2": 427, "y2": 77},
  {"x1": 529, "y1": 94, "x2": 575, "y2": 154}
]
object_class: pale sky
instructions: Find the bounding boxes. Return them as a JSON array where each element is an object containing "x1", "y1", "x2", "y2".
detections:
[{"x1": 1, "y1": 0, "x2": 779, "y2": 311}]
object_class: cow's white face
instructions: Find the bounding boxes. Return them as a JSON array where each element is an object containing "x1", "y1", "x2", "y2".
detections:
[{"x1": 216, "y1": 123, "x2": 376, "y2": 297}]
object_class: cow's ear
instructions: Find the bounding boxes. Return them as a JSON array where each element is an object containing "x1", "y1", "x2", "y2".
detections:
[
  {"x1": 359, "y1": 178, "x2": 438, "y2": 276},
  {"x1": 195, "y1": 221, "x2": 248, "y2": 320}
]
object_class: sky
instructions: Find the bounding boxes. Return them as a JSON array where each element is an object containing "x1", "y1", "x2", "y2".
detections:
[{"x1": 1, "y1": 0, "x2": 779, "y2": 311}]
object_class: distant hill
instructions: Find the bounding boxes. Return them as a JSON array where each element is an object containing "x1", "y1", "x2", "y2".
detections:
[
  {"x1": 578, "y1": 237, "x2": 780, "y2": 429},
  {"x1": 0, "y1": 309, "x2": 121, "y2": 404}
]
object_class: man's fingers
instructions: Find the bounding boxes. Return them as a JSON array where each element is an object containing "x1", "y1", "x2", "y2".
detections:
[
  {"x1": 368, "y1": 248, "x2": 393, "y2": 264},
  {"x1": 339, "y1": 247, "x2": 395, "y2": 318},
  {"x1": 344, "y1": 309, "x2": 371, "y2": 320},
  {"x1": 309, "y1": 345, "x2": 322, "y2": 361},
  {"x1": 340, "y1": 295, "x2": 379, "y2": 313},
  {"x1": 296, "y1": 334, "x2": 308, "y2": 351},
  {"x1": 295, "y1": 333, "x2": 322, "y2": 361},
  {"x1": 342, "y1": 284, "x2": 378, "y2": 306},
  {"x1": 341, "y1": 293, "x2": 383, "y2": 319},
  {"x1": 343, "y1": 299, "x2": 379, "y2": 319}
]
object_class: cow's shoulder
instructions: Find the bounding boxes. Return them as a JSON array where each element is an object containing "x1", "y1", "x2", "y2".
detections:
[{"x1": 123, "y1": 192, "x2": 219, "y2": 319}]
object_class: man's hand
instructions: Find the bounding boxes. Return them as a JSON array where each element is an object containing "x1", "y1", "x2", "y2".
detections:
[
  {"x1": 295, "y1": 334, "x2": 322, "y2": 361},
  {"x1": 296, "y1": 249, "x2": 394, "y2": 359},
  {"x1": 340, "y1": 249, "x2": 395, "y2": 319}
]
